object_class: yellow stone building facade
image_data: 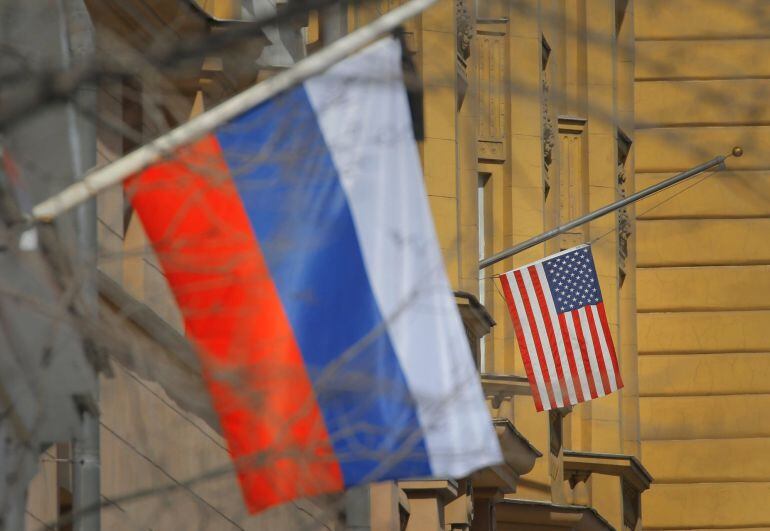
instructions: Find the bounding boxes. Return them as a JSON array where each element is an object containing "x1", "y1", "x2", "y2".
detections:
[
  {"x1": 634, "y1": 1, "x2": 770, "y2": 529},
  {"x1": 23, "y1": 0, "x2": 768, "y2": 530},
  {"x1": 369, "y1": 0, "x2": 651, "y2": 529}
]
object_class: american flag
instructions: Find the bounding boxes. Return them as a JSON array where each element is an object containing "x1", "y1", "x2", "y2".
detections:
[{"x1": 499, "y1": 245, "x2": 623, "y2": 411}]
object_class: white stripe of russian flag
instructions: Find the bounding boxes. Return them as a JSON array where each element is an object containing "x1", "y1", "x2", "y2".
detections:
[{"x1": 305, "y1": 37, "x2": 502, "y2": 476}]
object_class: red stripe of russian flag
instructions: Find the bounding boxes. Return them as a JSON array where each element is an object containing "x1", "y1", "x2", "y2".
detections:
[{"x1": 126, "y1": 135, "x2": 344, "y2": 511}]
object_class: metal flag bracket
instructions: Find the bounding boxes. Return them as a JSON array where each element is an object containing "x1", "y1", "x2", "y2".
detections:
[{"x1": 479, "y1": 146, "x2": 744, "y2": 271}]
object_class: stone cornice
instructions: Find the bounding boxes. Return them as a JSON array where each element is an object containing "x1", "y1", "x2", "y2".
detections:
[{"x1": 563, "y1": 450, "x2": 653, "y2": 493}]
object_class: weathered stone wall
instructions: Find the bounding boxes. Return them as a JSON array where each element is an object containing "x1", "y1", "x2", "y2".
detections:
[{"x1": 635, "y1": 1, "x2": 770, "y2": 528}]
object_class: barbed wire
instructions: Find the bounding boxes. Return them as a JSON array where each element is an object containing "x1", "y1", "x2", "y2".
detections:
[{"x1": 3, "y1": 0, "x2": 766, "y2": 529}]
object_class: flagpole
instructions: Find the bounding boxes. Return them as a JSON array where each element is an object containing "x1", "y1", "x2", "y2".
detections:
[
  {"x1": 478, "y1": 147, "x2": 743, "y2": 271},
  {"x1": 29, "y1": 0, "x2": 438, "y2": 223}
]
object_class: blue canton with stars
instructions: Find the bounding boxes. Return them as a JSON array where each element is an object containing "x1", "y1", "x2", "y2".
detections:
[{"x1": 542, "y1": 246, "x2": 602, "y2": 313}]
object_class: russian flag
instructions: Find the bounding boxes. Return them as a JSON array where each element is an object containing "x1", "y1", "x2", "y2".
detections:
[{"x1": 126, "y1": 37, "x2": 501, "y2": 513}]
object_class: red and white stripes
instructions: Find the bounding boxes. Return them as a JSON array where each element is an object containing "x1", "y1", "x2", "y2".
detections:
[{"x1": 499, "y1": 263, "x2": 623, "y2": 411}]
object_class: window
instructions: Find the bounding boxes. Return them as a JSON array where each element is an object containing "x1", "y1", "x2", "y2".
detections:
[{"x1": 478, "y1": 172, "x2": 492, "y2": 371}]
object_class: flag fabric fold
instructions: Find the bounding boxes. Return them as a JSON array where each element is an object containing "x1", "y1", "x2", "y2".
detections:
[
  {"x1": 126, "y1": 37, "x2": 501, "y2": 513},
  {"x1": 499, "y1": 245, "x2": 623, "y2": 412}
]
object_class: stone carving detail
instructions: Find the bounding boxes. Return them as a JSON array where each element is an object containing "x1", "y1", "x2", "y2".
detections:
[
  {"x1": 542, "y1": 77, "x2": 555, "y2": 172},
  {"x1": 617, "y1": 163, "x2": 631, "y2": 264},
  {"x1": 541, "y1": 35, "x2": 554, "y2": 191},
  {"x1": 455, "y1": 0, "x2": 473, "y2": 110},
  {"x1": 616, "y1": 131, "x2": 632, "y2": 286},
  {"x1": 456, "y1": 0, "x2": 473, "y2": 61}
]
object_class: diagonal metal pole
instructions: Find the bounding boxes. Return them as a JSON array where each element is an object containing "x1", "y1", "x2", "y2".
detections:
[
  {"x1": 60, "y1": 1, "x2": 100, "y2": 530},
  {"x1": 29, "y1": 0, "x2": 437, "y2": 223},
  {"x1": 479, "y1": 147, "x2": 743, "y2": 271}
]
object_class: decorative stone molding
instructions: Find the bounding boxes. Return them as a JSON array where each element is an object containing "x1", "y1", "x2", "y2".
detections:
[
  {"x1": 481, "y1": 373, "x2": 531, "y2": 434},
  {"x1": 622, "y1": 478, "x2": 640, "y2": 531},
  {"x1": 398, "y1": 479, "x2": 462, "y2": 530},
  {"x1": 481, "y1": 373, "x2": 531, "y2": 411},
  {"x1": 563, "y1": 450, "x2": 652, "y2": 494},
  {"x1": 478, "y1": 140, "x2": 505, "y2": 161},
  {"x1": 475, "y1": 375, "x2": 540, "y2": 493},
  {"x1": 495, "y1": 499, "x2": 615, "y2": 531},
  {"x1": 399, "y1": 479, "x2": 459, "y2": 500},
  {"x1": 557, "y1": 115, "x2": 587, "y2": 135},
  {"x1": 555, "y1": 115, "x2": 588, "y2": 249},
  {"x1": 445, "y1": 480, "x2": 474, "y2": 530},
  {"x1": 471, "y1": 418, "x2": 541, "y2": 493},
  {"x1": 476, "y1": 22, "x2": 507, "y2": 162},
  {"x1": 563, "y1": 450, "x2": 653, "y2": 531}
]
